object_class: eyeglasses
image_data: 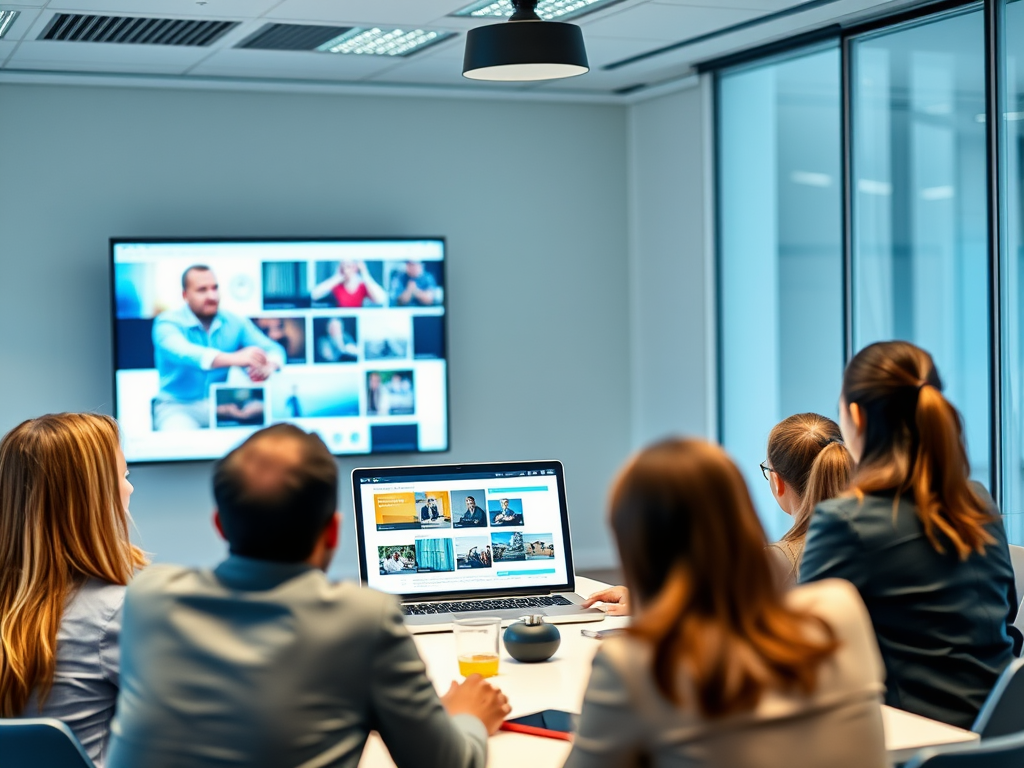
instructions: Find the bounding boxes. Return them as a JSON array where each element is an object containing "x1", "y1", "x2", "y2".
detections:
[{"x1": 759, "y1": 461, "x2": 773, "y2": 481}]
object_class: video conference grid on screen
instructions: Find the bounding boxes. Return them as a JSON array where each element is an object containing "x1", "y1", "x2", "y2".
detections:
[
  {"x1": 112, "y1": 239, "x2": 448, "y2": 462},
  {"x1": 360, "y1": 470, "x2": 569, "y2": 597}
]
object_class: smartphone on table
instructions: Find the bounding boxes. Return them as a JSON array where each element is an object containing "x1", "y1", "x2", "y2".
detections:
[{"x1": 500, "y1": 709, "x2": 578, "y2": 741}]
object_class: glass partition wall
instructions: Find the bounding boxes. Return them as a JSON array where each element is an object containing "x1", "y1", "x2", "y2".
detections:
[
  {"x1": 716, "y1": 0, "x2": 1024, "y2": 542},
  {"x1": 851, "y1": 7, "x2": 991, "y2": 483},
  {"x1": 1003, "y1": 0, "x2": 1024, "y2": 539},
  {"x1": 718, "y1": 49, "x2": 843, "y2": 541}
]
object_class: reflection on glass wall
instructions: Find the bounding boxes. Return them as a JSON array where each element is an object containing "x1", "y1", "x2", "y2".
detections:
[
  {"x1": 1003, "y1": 0, "x2": 1024, "y2": 537},
  {"x1": 851, "y1": 8, "x2": 991, "y2": 485},
  {"x1": 718, "y1": 47, "x2": 843, "y2": 542}
]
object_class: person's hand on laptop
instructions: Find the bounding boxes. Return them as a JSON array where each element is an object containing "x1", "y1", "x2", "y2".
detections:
[
  {"x1": 581, "y1": 585, "x2": 630, "y2": 616},
  {"x1": 441, "y1": 674, "x2": 511, "y2": 734}
]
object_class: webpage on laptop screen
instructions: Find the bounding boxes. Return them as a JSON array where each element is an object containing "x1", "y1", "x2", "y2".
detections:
[{"x1": 360, "y1": 470, "x2": 569, "y2": 597}]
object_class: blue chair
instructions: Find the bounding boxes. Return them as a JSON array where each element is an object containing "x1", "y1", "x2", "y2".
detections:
[
  {"x1": 972, "y1": 656, "x2": 1024, "y2": 739},
  {"x1": 0, "y1": 718, "x2": 94, "y2": 767},
  {"x1": 903, "y1": 730, "x2": 1024, "y2": 767}
]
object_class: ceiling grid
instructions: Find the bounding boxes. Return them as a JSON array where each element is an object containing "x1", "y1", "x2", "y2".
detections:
[{"x1": 0, "y1": 0, "x2": 929, "y2": 98}]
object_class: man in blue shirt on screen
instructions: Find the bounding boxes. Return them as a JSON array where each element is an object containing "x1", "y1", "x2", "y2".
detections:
[
  {"x1": 152, "y1": 265, "x2": 285, "y2": 430},
  {"x1": 389, "y1": 260, "x2": 439, "y2": 306}
]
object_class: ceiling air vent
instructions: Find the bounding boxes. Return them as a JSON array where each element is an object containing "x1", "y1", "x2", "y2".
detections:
[
  {"x1": 39, "y1": 14, "x2": 239, "y2": 46},
  {"x1": 237, "y1": 23, "x2": 353, "y2": 51}
]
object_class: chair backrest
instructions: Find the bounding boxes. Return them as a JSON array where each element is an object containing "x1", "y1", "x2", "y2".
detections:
[
  {"x1": 904, "y1": 730, "x2": 1024, "y2": 768},
  {"x1": 0, "y1": 718, "x2": 94, "y2": 768},
  {"x1": 1009, "y1": 544, "x2": 1024, "y2": 603},
  {"x1": 1009, "y1": 545, "x2": 1024, "y2": 601},
  {"x1": 973, "y1": 656, "x2": 1024, "y2": 739}
]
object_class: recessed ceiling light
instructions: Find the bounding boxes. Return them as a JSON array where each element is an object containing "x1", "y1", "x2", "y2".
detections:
[
  {"x1": 0, "y1": 10, "x2": 21, "y2": 39},
  {"x1": 453, "y1": 0, "x2": 620, "y2": 21},
  {"x1": 316, "y1": 27, "x2": 452, "y2": 56}
]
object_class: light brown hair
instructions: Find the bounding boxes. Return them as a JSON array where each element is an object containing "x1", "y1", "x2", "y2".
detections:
[
  {"x1": 767, "y1": 413, "x2": 853, "y2": 543},
  {"x1": 610, "y1": 438, "x2": 839, "y2": 718},
  {"x1": 0, "y1": 413, "x2": 147, "y2": 715},
  {"x1": 842, "y1": 341, "x2": 994, "y2": 558}
]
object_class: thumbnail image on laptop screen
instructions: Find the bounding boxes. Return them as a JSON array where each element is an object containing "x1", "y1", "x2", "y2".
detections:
[{"x1": 354, "y1": 462, "x2": 572, "y2": 598}]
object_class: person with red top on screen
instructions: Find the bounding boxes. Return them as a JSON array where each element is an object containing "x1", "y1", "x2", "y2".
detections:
[{"x1": 311, "y1": 260, "x2": 387, "y2": 308}]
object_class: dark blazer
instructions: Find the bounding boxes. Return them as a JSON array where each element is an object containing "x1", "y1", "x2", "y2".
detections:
[{"x1": 800, "y1": 488, "x2": 1018, "y2": 729}]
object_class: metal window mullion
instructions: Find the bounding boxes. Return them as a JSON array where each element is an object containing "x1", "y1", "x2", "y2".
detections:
[
  {"x1": 984, "y1": 0, "x2": 1006, "y2": 507},
  {"x1": 841, "y1": 34, "x2": 854, "y2": 366},
  {"x1": 713, "y1": 70, "x2": 727, "y2": 446}
]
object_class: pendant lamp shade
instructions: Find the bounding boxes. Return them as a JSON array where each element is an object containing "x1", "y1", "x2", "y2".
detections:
[{"x1": 463, "y1": 0, "x2": 589, "y2": 82}]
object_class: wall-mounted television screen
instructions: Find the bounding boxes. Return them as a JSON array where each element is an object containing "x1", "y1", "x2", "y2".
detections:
[{"x1": 112, "y1": 238, "x2": 448, "y2": 463}]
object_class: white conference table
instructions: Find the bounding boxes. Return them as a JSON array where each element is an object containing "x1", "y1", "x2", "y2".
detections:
[{"x1": 359, "y1": 577, "x2": 978, "y2": 767}]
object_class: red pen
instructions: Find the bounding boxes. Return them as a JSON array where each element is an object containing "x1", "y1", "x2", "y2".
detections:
[{"x1": 500, "y1": 721, "x2": 574, "y2": 741}]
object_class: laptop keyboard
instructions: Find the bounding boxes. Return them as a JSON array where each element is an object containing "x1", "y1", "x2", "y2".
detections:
[{"x1": 401, "y1": 595, "x2": 573, "y2": 615}]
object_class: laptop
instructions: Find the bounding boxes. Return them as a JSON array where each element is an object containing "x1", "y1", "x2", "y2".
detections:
[{"x1": 352, "y1": 460, "x2": 606, "y2": 633}]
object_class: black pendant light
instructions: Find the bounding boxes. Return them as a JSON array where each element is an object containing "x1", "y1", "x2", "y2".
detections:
[{"x1": 463, "y1": 0, "x2": 589, "y2": 82}]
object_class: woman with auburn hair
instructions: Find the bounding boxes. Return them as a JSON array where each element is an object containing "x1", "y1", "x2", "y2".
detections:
[
  {"x1": 565, "y1": 438, "x2": 887, "y2": 768},
  {"x1": 0, "y1": 413, "x2": 146, "y2": 766},
  {"x1": 763, "y1": 413, "x2": 853, "y2": 588},
  {"x1": 800, "y1": 340, "x2": 1018, "y2": 729}
]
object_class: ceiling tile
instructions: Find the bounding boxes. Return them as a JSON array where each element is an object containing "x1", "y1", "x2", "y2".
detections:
[
  {"x1": 40, "y1": 1, "x2": 281, "y2": 18},
  {"x1": 188, "y1": 47, "x2": 401, "y2": 80},
  {"x1": 0, "y1": 40, "x2": 17, "y2": 64},
  {"x1": 415, "y1": 34, "x2": 467, "y2": 61},
  {"x1": 266, "y1": 0, "x2": 460, "y2": 27},
  {"x1": 365, "y1": 54, "x2": 532, "y2": 88},
  {"x1": 582, "y1": 34, "x2": 677, "y2": 68},
  {"x1": 8, "y1": 39, "x2": 212, "y2": 70},
  {"x1": 650, "y1": 0, "x2": 809, "y2": 10},
  {"x1": 580, "y1": 2, "x2": 760, "y2": 41}
]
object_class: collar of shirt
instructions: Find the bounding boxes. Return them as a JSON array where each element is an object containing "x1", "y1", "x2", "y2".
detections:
[
  {"x1": 213, "y1": 554, "x2": 318, "y2": 592},
  {"x1": 176, "y1": 304, "x2": 223, "y2": 335}
]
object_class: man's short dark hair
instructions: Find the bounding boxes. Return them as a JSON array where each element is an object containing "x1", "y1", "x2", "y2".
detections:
[
  {"x1": 465, "y1": 496, "x2": 475, "y2": 503},
  {"x1": 182, "y1": 264, "x2": 212, "y2": 291},
  {"x1": 213, "y1": 424, "x2": 337, "y2": 563}
]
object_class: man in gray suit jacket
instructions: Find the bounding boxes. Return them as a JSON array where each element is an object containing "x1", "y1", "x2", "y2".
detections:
[{"x1": 106, "y1": 424, "x2": 509, "y2": 768}]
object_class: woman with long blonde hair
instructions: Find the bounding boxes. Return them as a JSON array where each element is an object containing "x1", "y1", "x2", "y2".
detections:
[
  {"x1": 566, "y1": 438, "x2": 887, "y2": 768},
  {"x1": 581, "y1": 415, "x2": 853, "y2": 611},
  {"x1": 763, "y1": 413, "x2": 853, "y2": 587},
  {"x1": 0, "y1": 413, "x2": 146, "y2": 766},
  {"x1": 800, "y1": 341, "x2": 1018, "y2": 728}
]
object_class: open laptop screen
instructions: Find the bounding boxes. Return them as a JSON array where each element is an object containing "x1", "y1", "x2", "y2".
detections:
[{"x1": 353, "y1": 461, "x2": 575, "y2": 599}]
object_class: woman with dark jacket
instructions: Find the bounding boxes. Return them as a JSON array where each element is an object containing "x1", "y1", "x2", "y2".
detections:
[{"x1": 800, "y1": 340, "x2": 1019, "y2": 729}]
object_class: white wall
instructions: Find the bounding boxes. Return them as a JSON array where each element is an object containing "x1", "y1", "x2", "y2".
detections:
[
  {"x1": 0, "y1": 83, "x2": 631, "y2": 577},
  {"x1": 627, "y1": 79, "x2": 714, "y2": 449}
]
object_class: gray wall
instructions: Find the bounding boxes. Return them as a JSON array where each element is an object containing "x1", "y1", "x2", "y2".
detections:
[
  {"x1": 0, "y1": 83, "x2": 631, "y2": 577},
  {"x1": 627, "y1": 81, "x2": 714, "y2": 449}
]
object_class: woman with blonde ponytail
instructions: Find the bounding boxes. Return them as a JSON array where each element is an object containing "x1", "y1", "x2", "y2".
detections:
[
  {"x1": 565, "y1": 438, "x2": 887, "y2": 768},
  {"x1": 763, "y1": 414, "x2": 853, "y2": 588},
  {"x1": 800, "y1": 341, "x2": 1018, "y2": 729},
  {"x1": 581, "y1": 414, "x2": 853, "y2": 611},
  {"x1": 0, "y1": 413, "x2": 147, "y2": 766}
]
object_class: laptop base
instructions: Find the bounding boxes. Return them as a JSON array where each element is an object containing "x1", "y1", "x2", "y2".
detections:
[{"x1": 403, "y1": 593, "x2": 607, "y2": 634}]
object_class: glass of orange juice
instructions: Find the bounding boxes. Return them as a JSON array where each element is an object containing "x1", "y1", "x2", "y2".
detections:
[{"x1": 454, "y1": 616, "x2": 501, "y2": 678}]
